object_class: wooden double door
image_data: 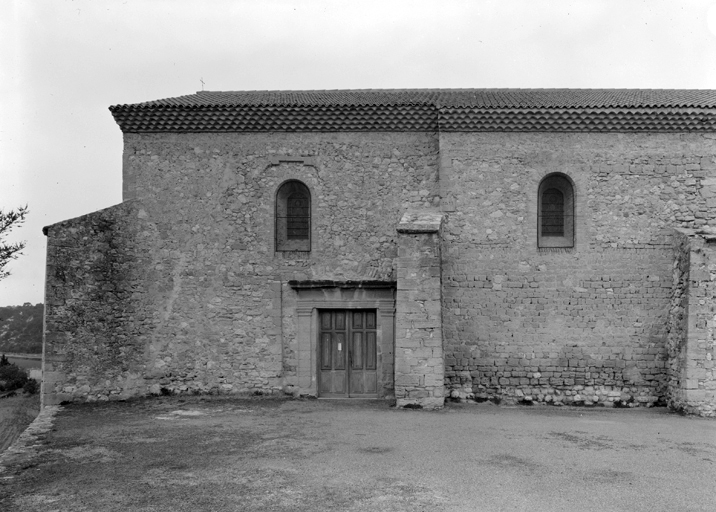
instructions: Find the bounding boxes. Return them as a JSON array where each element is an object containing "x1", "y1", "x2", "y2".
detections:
[{"x1": 318, "y1": 310, "x2": 378, "y2": 397}]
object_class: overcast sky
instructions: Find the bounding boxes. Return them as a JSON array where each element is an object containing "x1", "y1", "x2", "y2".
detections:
[{"x1": 1, "y1": 0, "x2": 716, "y2": 306}]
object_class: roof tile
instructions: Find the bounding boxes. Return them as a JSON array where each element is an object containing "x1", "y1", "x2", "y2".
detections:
[{"x1": 109, "y1": 89, "x2": 716, "y2": 132}]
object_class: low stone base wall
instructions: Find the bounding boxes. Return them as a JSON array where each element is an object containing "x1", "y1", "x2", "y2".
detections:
[
  {"x1": 668, "y1": 398, "x2": 715, "y2": 417},
  {"x1": 448, "y1": 384, "x2": 663, "y2": 408}
]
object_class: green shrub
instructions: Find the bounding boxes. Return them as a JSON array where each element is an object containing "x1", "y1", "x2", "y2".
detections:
[
  {"x1": 0, "y1": 359, "x2": 29, "y2": 392},
  {"x1": 23, "y1": 378, "x2": 39, "y2": 395}
]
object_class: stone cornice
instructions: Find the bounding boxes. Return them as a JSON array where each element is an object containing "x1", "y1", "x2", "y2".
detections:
[{"x1": 288, "y1": 280, "x2": 396, "y2": 290}]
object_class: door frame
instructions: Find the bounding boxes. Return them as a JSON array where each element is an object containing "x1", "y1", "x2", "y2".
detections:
[
  {"x1": 288, "y1": 282, "x2": 396, "y2": 398},
  {"x1": 317, "y1": 309, "x2": 379, "y2": 398}
]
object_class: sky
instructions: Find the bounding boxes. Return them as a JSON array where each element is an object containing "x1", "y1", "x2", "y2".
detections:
[{"x1": 1, "y1": 0, "x2": 716, "y2": 306}]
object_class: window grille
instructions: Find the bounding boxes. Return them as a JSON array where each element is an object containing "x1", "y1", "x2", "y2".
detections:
[
  {"x1": 276, "y1": 180, "x2": 311, "y2": 252},
  {"x1": 537, "y1": 174, "x2": 574, "y2": 248},
  {"x1": 541, "y1": 188, "x2": 564, "y2": 236},
  {"x1": 287, "y1": 193, "x2": 310, "y2": 240}
]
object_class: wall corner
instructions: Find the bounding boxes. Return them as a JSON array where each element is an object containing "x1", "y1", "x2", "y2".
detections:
[{"x1": 667, "y1": 228, "x2": 716, "y2": 417}]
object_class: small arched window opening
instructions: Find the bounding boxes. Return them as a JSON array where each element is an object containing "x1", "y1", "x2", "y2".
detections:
[
  {"x1": 276, "y1": 180, "x2": 311, "y2": 251},
  {"x1": 538, "y1": 174, "x2": 574, "y2": 248}
]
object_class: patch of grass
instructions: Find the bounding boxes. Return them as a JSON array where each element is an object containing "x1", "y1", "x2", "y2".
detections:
[{"x1": 0, "y1": 393, "x2": 40, "y2": 452}]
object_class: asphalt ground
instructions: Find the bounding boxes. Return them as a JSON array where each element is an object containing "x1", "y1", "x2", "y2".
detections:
[{"x1": 1, "y1": 397, "x2": 714, "y2": 511}]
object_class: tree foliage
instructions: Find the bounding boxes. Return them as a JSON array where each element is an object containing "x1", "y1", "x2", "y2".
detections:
[
  {"x1": 0, "y1": 303, "x2": 44, "y2": 353},
  {"x1": 0, "y1": 206, "x2": 29, "y2": 280},
  {"x1": 0, "y1": 354, "x2": 37, "y2": 394}
]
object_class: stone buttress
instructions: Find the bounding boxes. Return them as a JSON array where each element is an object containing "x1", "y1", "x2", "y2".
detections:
[{"x1": 394, "y1": 210, "x2": 445, "y2": 409}]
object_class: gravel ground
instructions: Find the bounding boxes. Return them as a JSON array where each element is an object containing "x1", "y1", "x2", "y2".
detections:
[{"x1": 0, "y1": 397, "x2": 714, "y2": 511}]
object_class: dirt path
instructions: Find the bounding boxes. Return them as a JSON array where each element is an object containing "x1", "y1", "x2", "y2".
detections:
[{"x1": 1, "y1": 397, "x2": 714, "y2": 511}]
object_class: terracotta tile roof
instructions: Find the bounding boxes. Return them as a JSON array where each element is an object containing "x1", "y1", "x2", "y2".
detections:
[{"x1": 109, "y1": 89, "x2": 716, "y2": 132}]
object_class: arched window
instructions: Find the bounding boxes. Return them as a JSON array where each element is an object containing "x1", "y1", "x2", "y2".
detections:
[
  {"x1": 276, "y1": 180, "x2": 311, "y2": 251},
  {"x1": 541, "y1": 188, "x2": 564, "y2": 236},
  {"x1": 538, "y1": 174, "x2": 574, "y2": 248}
]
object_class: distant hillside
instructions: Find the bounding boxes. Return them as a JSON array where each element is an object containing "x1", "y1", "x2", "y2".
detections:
[{"x1": 0, "y1": 303, "x2": 43, "y2": 354}]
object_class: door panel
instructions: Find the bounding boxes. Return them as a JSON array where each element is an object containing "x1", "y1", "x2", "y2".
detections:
[
  {"x1": 318, "y1": 313, "x2": 347, "y2": 395},
  {"x1": 318, "y1": 310, "x2": 378, "y2": 397},
  {"x1": 333, "y1": 333, "x2": 346, "y2": 370},
  {"x1": 352, "y1": 332, "x2": 363, "y2": 369},
  {"x1": 321, "y1": 313, "x2": 331, "y2": 330},
  {"x1": 335, "y1": 311, "x2": 346, "y2": 330},
  {"x1": 366, "y1": 311, "x2": 376, "y2": 329},
  {"x1": 365, "y1": 332, "x2": 376, "y2": 370},
  {"x1": 350, "y1": 369, "x2": 378, "y2": 396},
  {"x1": 320, "y1": 332, "x2": 332, "y2": 369}
]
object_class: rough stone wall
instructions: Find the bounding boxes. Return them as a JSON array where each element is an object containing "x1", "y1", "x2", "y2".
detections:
[
  {"x1": 122, "y1": 132, "x2": 438, "y2": 282},
  {"x1": 440, "y1": 132, "x2": 716, "y2": 407},
  {"x1": 44, "y1": 132, "x2": 438, "y2": 403},
  {"x1": 683, "y1": 234, "x2": 716, "y2": 416},
  {"x1": 667, "y1": 230, "x2": 716, "y2": 416},
  {"x1": 395, "y1": 211, "x2": 444, "y2": 409},
  {"x1": 666, "y1": 230, "x2": 690, "y2": 409},
  {"x1": 44, "y1": 200, "x2": 288, "y2": 405},
  {"x1": 43, "y1": 202, "x2": 152, "y2": 404},
  {"x1": 45, "y1": 127, "x2": 716, "y2": 408}
]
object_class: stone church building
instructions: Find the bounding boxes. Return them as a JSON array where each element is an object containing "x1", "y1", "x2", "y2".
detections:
[{"x1": 41, "y1": 89, "x2": 716, "y2": 415}]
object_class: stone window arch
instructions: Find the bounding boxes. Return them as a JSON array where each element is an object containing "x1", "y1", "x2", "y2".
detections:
[
  {"x1": 538, "y1": 173, "x2": 574, "y2": 248},
  {"x1": 276, "y1": 180, "x2": 311, "y2": 252}
]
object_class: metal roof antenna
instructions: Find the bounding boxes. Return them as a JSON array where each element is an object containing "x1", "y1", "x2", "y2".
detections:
[{"x1": 200, "y1": 78, "x2": 205, "y2": 91}]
